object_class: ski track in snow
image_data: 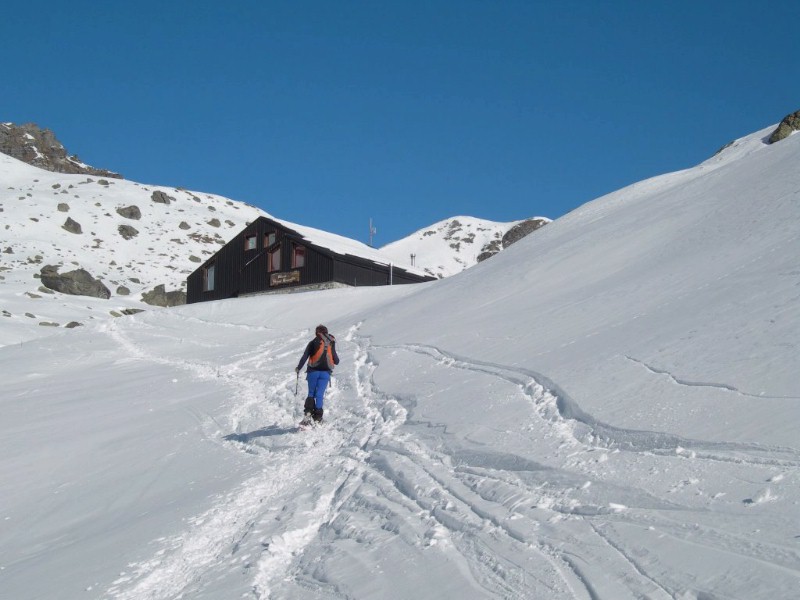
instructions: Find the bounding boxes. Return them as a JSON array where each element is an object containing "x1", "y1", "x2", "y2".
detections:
[
  {"x1": 381, "y1": 342, "x2": 800, "y2": 467},
  {"x1": 100, "y1": 317, "x2": 800, "y2": 599}
]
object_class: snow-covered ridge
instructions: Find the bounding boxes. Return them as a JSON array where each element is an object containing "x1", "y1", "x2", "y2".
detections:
[{"x1": 380, "y1": 215, "x2": 550, "y2": 278}]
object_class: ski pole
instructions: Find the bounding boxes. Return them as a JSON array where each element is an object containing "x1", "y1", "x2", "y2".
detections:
[{"x1": 294, "y1": 371, "x2": 299, "y2": 397}]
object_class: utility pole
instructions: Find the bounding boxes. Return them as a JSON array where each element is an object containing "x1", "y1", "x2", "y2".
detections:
[{"x1": 369, "y1": 218, "x2": 377, "y2": 247}]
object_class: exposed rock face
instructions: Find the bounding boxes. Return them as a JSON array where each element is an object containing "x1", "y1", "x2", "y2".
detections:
[
  {"x1": 477, "y1": 218, "x2": 548, "y2": 262},
  {"x1": 0, "y1": 122, "x2": 122, "y2": 178},
  {"x1": 141, "y1": 284, "x2": 186, "y2": 307},
  {"x1": 501, "y1": 218, "x2": 549, "y2": 248},
  {"x1": 40, "y1": 265, "x2": 112, "y2": 299},
  {"x1": 768, "y1": 109, "x2": 800, "y2": 144}
]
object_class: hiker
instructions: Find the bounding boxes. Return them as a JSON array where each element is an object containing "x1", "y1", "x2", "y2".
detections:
[{"x1": 295, "y1": 325, "x2": 339, "y2": 423}]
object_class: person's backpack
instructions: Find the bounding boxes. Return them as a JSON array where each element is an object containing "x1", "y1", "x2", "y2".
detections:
[{"x1": 308, "y1": 333, "x2": 335, "y2": 370}]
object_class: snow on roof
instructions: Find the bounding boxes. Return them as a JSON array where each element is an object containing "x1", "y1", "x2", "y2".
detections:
[{"x1": 261, "y1": 215, "x2": 430, "y2": 277}]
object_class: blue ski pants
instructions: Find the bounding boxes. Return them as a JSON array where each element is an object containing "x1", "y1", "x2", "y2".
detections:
[{"x1": 306, "y1": 370, "x2": 331, "y2": 410}]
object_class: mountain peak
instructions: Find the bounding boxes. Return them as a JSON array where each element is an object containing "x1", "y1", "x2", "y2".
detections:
[{"x1": 0, "y1": 122, "x2": 122, "y2": 179}]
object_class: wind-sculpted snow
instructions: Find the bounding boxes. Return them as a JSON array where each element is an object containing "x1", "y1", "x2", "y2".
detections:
[{"x1": 1, "y1": 123, "x2": 799, "y2": 599}]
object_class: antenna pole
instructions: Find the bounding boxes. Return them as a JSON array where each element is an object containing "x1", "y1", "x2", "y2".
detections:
[{"x1": 369, "y1": 218, "x2": 377, "y2": 247}]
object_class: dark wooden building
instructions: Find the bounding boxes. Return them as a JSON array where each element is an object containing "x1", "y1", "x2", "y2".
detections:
[{"x1": 187, "y1": 216, "x2": 434, "y2": 303}]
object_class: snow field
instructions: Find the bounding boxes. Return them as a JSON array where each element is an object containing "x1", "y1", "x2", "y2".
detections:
[{"x1": 2, "y1": 123, "x2": 799, "y2": 599}]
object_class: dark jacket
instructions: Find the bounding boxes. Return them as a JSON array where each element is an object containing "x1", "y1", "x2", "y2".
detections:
[{"x1": 297, "y1": 333, "x2": 340, "y2": 373}]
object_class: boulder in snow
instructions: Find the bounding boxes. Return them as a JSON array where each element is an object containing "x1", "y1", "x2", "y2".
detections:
[
  {"x1": 141, "y1": 284, "x2": 186, "y2": 307},
  {"x1": 39, "y1": 265, "x2": 111, "y2": 299},
  {"x1": 62, "y1": 217, "x2": 82, "y2": 234}
]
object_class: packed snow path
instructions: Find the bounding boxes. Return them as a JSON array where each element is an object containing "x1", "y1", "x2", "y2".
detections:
[{"x1": 94, "y1": 311, "x2": 800, "y2": 600}]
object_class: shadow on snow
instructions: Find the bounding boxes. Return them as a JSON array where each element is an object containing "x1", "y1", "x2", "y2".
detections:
[{"x1": 223, "y1": 425, "x2": 296, "y2": 443}]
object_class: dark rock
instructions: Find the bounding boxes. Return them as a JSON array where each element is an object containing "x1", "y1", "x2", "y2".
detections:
[
  {"x1": 502, "y1": 218, "x2": 548, "y2": 248},
  {"x1": 208, "y1": 218, "x2": 221, "y2": 228},
  {"x1": 477, "y1": 239, "x2": 503, "y2": 262},
  {"x1": 118, "y1": 225, "x2": 139, "y2": 240},
  {"x1": 476, "y1": 218, "x2": 548, "y2": 263},
  {"x1": 768, "y1": 109, "x2": 800, "y2": 144},
  {"x1": 65, "y1": 321, "x2": 83, "y2": 328},
  {"x1": 116, "y1": 205, "x2": 141, "y2": 220},
  {"x1": 62, "y1": 217, "x2": 82, "y2": 234},
  {"x1": 40, "y1": 265, "x2": 111, "y2": 299},
  {"x1": 141, "y1": 284, "x2": 186, "y2": 307},
  {"x1": 0, "y1": 122, "x2": 122, "y2": 178},
  {"x1": 116, "y1": 285, "x2": 131, "y2": 296},
  {"x1": 151, "y1": 190, "x2": 175, "y2": 205},
  {"x1": 179, "y1": 221, "x2": 191, "y2": 230},
  {"x1": 57, "y1": 203, "x2": 70, "y2": 212}
]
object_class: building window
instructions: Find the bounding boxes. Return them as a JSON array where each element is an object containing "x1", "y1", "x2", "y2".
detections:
[
  {"x1": 292, "y1": 244, "x2": 305, "y2": 268},
  {"x1": 244, "y1": 235, "x2": 257, "y2": 250},
  {"x1": 265, "y1": 232, "x2": 277, "y2": 247},
  {"x1": 268, "y1": 245, "x2": 281, "y2": 272},
  {"x1": 203, "y1": 263, "x2": 215, "y2": 291}
]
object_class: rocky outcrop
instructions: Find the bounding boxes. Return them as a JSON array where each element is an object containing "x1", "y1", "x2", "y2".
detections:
[
  {"x1": 502, "y1": 218, "x2": 548, "y2": 248},
  {"x1": 768, "y1": 110, "x2": 800, "y2": 144},
  {"x1": 0, "y1": 122, "x2": 122, "y2": 178},
  {"x1": 477, "y1": 218, "x2": 548, "y2": 262},
  {"x1": 141, "y1": 284, "x2": 186, "y2": 307},
  {"x1": 39, "y1": 265, "x2": 112, "y2": 299}
]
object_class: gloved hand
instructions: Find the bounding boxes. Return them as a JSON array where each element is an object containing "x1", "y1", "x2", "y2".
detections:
[{"x1": 295, "y1": 367, "x2": 300, "y2": 374}]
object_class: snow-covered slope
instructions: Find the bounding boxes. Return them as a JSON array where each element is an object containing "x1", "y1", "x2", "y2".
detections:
[
  {"x1": 0, "y1": 153, "x2": 427, "y2": 346},
  {"x1": 1, "y1": 121, "x2": 799, "y2": 600},
  {"x1": 380, "y1": 215, "x2": 549, "y2": 278},
  {"x1": 0, "y1": 152, "x2": 267, "y2": 344}
]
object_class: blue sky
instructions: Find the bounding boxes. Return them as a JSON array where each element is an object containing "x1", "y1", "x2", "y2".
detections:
[{"x1": 4, "y1": 1, "x2": 798, "y2": 244}]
